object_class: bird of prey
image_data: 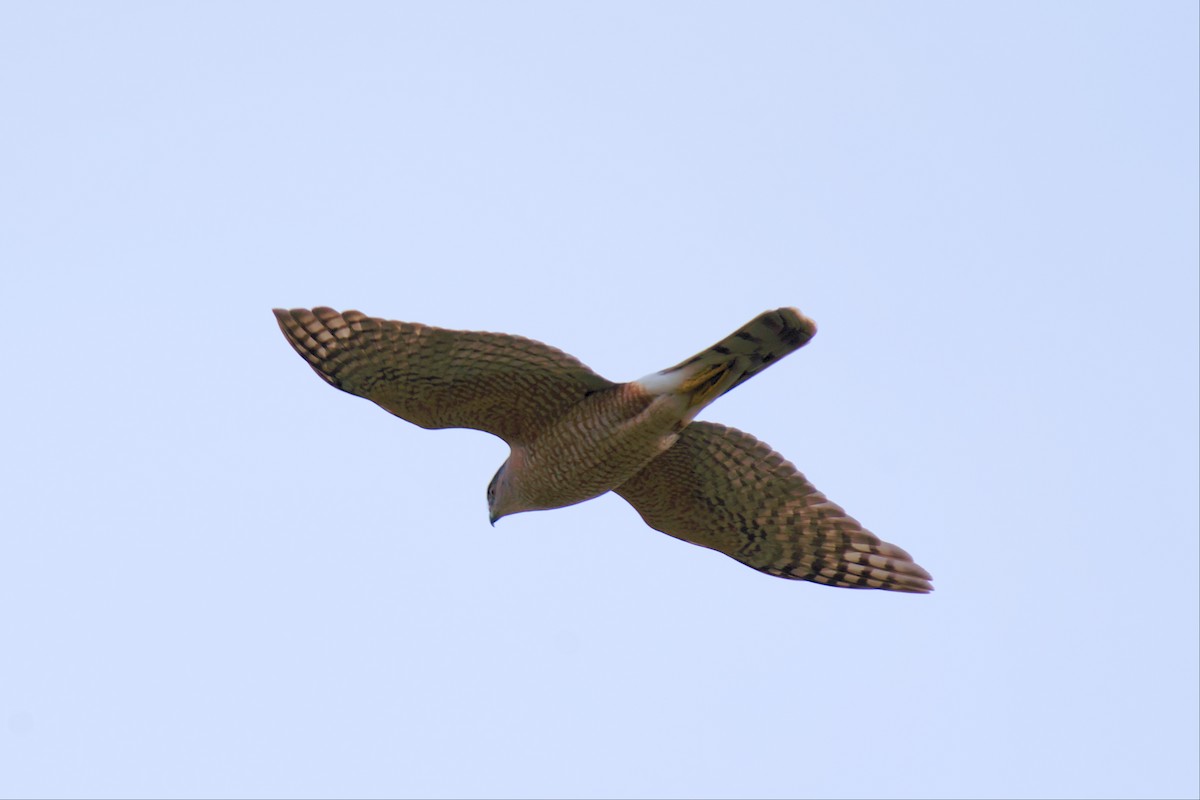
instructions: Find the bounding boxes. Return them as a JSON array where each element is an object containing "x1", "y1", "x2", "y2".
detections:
[{"x1": 274, "y1": 307, "x2": 932, "y2": 593}]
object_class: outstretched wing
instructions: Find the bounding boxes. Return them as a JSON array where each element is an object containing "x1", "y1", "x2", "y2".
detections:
[
  {"x1": 614, "y1": 421, "x2": 933, "y2": 593},
  {"x1": 274, "y1": 307, "x2": 614, "y2": 443}
]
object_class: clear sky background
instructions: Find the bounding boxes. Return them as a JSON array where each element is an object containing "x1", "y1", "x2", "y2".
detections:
[{"x1": 1, "y1": 3, "x2": 1196, "y2": 798}]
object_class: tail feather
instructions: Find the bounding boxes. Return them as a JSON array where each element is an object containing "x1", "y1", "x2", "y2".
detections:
[
  {"x1": 640, "y1": 308, "x2": 817, "y2": 415},
  {"x1": 676, "y1": 361, "x2": 736, "y2": 408}
]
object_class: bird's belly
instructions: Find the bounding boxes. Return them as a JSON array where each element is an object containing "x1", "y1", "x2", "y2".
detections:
[{"x1": 518, "y1": 391, "x2": 684, "y2": 511}]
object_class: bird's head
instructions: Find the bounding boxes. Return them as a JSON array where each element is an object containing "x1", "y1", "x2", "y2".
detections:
[
  {"x1": 486, "y1": 460, "x2": 518, "y2": 526},
  {"x1": 487, "y1": 448, "x2": 537, "y2": 525}
]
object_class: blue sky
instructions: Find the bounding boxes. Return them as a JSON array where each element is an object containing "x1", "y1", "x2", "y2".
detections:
[{"x1": 1, "y1": 2, "x2": 1197, "y2": 798}]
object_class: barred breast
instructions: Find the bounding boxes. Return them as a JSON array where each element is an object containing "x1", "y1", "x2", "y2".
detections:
[{"x1": 507, "y1": 383, "x2": 687, "y2": 511}]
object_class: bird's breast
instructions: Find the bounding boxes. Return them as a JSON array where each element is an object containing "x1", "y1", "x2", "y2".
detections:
[{"x1": 514, "y1": 384, "x2": 685, "y2": 511}]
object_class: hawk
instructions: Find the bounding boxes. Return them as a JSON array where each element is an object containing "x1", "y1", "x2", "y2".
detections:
[{"x1": 274, "y1": 307, "x2": 932, "y2": 593}]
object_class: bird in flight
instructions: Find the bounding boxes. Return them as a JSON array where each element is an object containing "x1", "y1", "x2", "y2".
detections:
[{"x1": 274, "y1": 307, "x2": 932, "y2": 593}]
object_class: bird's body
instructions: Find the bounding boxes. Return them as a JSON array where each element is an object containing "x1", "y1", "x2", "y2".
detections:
[
  {"x1": 498, "y1": 383, "x2": 681, "y2": 513},
  {"x1": 274, "y1": 306, "x2": 933, "y2": 593}
]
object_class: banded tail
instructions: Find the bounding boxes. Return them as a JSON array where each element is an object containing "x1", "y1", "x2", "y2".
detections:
[{"x1": 638, "y1": 308, "x2": 817, "y2": 419}]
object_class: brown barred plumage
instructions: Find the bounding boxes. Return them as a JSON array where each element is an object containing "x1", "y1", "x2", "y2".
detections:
[{"x1": 274, "y1": 306, "x2": 932, "y2": 593}]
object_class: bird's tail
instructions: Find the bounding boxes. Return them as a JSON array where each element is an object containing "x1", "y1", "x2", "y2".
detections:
[{"x1": 637, "y1": 308, "x2": 817, "y2": 420}]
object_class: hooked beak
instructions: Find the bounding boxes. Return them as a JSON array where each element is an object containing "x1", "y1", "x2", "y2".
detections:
[{"x1": 489, "y1": 511, "x2": 499, "y2": 527}]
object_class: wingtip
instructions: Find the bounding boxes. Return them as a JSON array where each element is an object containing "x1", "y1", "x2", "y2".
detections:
[
  {"x1": 273, "y1": 307, "x2": 306, "y2": 339},
  {"x1": 894, "y1": 574, "x2": 935, "y2": 594}
]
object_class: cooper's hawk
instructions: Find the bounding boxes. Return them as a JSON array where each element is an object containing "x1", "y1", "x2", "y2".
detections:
[{"x1": 274, "y1": 307, "x2": 932, "y2": 593}]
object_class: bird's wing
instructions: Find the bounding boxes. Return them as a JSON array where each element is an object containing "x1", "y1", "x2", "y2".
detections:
[
  {"x1": 275, "y1": 307, "x2": 614, "y2": 443},
  {"x1": 614, "y1": 421, "x2": 933, "y2": 593}
]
